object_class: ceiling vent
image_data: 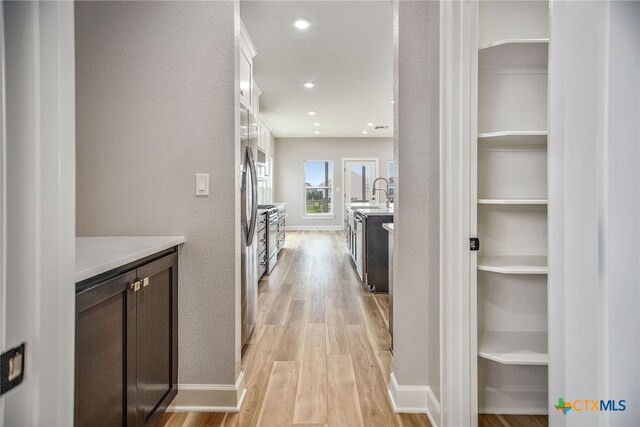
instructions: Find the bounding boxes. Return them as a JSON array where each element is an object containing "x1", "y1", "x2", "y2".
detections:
[{"x1": 374, "y1": 125, "x2": 389, "y2": 130}]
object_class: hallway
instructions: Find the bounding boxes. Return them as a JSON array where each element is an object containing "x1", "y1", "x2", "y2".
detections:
[
  {"x1": 160, "y1": 231, "x2": 431, "y2": 427},
  {"x1": 159, "y1": 232, "x2": 549, "y2": 427}
]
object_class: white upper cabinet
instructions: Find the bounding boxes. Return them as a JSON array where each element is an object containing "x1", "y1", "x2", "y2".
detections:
[
  {"x1": 239, "y1": 20, "x2": 257, "y2": 110},
  {"x1": 252, "y1": 83, "x2": 262, "y2": 120},
  {"x1": 257, "y1": 116, "x2": 268, "y2": 151}
]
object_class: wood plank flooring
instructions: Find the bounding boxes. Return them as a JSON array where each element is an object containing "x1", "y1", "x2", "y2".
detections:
[{"x1": 158, "y1": 231, "x2": 546, "y2": 427}]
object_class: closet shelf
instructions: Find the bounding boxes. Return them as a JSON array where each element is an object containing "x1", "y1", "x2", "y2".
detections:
[
  {"x1": 478, "y1": 131, "x2": 547, "y2": 139},
  {"x1": 478, "y1": 331, "x2": 548, "y2": 365},
  {"x1": 478, "y1": 132, "x2": 548, "y2": 150},
  {"x1": 478, "y1": 199, "x2": 547, "y2": 205},
  {"x1": 479, "y1": 39, "x2": 549, "y2": 69},
  {"x1": 478, "y1": 255, "x2": 548, "y2": 274},
  {"x1": 479, "y1": 39, "x2": 549, "y2": 50}
]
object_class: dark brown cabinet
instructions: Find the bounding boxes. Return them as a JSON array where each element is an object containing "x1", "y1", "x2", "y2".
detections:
[{"x1": 75, "y1": 250, "x2": 178, "y2": 427}]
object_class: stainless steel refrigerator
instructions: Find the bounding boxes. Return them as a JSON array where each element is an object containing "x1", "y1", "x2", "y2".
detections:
[{"x1": 241, "y1": 106, "x2": 258, "y2": 348}]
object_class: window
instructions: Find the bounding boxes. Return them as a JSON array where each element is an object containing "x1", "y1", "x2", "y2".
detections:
[{"x1": 304, "y1": 160, "x2": 333, "y2": 215}]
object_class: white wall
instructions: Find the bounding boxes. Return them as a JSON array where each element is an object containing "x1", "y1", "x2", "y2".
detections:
[
  {"x1": 274, "y1": 137, "x2": 393, "y2": 228},
  {"x1": 388, "y1": 0, "x2": 440, "y2": 421},
  {"x1": 75, "y1": 0, "x2": 241, "y2": 396},
  {"x1": 548, "y1": 1, "x2": 640, "y2": 426},
  {"x1": 3, "y1": 1, "x2": 76, "y2": 424}
]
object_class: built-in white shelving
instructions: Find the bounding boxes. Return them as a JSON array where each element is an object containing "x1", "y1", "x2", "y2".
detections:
[
  {"x1": 478, "y1": 131, "x2": 547, "y2": 139},
  {"x1": 478, "y1": 331, "x2": 548, "y2": 365},
  {"x1": 479, "y1": 40, "x2": 548, "y2": 69},
  {"x1": 478, "y1": 132, "x2": 548, "y2": 150},
  {"x1": 478, "y1": 198, "x2": 547, "y2": 205},
  {"x1": 478, "y1": 38, "x2": 549, "y2": 50},
  {"x1": 475, "y1": 0, "x2": 550, "y2": 416},
  {"x1": 478, "y1": 255, "x2": 548, "y2": 274}
]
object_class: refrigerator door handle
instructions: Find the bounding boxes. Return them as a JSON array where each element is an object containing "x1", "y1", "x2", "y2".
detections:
[{"x1": 246, "y1": 146, "x2": 258, "y2": 244}]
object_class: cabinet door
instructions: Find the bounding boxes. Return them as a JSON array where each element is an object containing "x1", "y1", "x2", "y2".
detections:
[
  {"x1": 239, "y1": 49, "x2": 252, "y2": 109},
  {"x1": 75, "y1": 271, "x2": 136, "y2": 427},
  {"x1": 134, "y1": 253, "x2": 178, "y2": 426}
]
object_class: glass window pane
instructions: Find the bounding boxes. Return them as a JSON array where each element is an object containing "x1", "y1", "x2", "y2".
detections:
[
  {"x1": 305, "y1": 188, "x2": 332, "y2": 214},
  {"x1": 304, "y1": 161, "x2": 333, "y2": 187},
  {"x1": 349, "y1": 164, "x2": 371, "y2": 203}
]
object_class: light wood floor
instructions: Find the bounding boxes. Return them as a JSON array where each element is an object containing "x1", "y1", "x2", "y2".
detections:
[{"x1": 158, "y1": 231, "x2": 547, "y2": 427}]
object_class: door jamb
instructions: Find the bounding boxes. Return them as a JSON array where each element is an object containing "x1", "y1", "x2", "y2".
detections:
[{"x1": 439, "y1": 1, "x2": 477, "y2": 426}]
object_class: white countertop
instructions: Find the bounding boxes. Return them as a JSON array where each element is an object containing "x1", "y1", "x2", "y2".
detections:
[
  {"x1": 355, "y1": 207, "x2": 394, "y2": 216},
  {"x1": 383, "y1": 223, "x2": 394, "y2": 233},
  {"x1": 76, "y1": 236, "x2": 185, "y2": 283}
]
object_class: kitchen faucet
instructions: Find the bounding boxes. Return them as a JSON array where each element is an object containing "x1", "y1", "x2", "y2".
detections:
[{"x1": 372, "y1": 177, "x2": 390, "y2": 208}]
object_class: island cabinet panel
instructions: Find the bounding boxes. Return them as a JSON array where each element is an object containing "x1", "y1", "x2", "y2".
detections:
[{"x1": 75, "y1": 251, "x2": 178, "y2": 427}]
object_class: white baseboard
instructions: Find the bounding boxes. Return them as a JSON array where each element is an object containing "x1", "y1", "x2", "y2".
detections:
[
  {"x1": 479, "y1": 385, "x2": 548, "y2": 415},
  {"x1": 285, "y1": 225, "x2": 342, "y2": 231},
  {"x1": 387, "y1": 372, "x2": 440, "y2": 427},
  {"x1": 167, "y1": 371, "x2": 246, "y2": 413}
]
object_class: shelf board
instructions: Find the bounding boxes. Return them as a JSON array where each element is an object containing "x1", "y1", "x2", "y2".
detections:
[
  {"x1": 478, "y1": 131, "x2": 547, "y2": 139},
  {"x1": 479, "y1": 39, "x2": 549, "y2": 50},
  {"x1": 478, "y1": 198, "x2": 547, "y2": 205},
  {"x1": 479, "y1": 39, "x2": 549, "y2": 69},
  {"x1": 478, "y1": 132, "x2": 547, "y2": 150},
  {"x1": 478, "y1": 255, "x2": 548, "y2": 274},
  {"x1": 478, "y1": 331, "x2": 548, "y2": 365}
]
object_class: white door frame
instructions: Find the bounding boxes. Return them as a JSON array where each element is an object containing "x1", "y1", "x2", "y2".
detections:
[
  {"x1": 0, "y1": 4, "x2": 5, "y2": 422},
  {"x1": 341, "y1": 157, "x2": 380, "y2": 229},
  {"x1": 2, "y1": 2, "x2": 75, "y2": 425},
  {"x1": 439, "y1": 1, "x2": 477, "y2": 426}
]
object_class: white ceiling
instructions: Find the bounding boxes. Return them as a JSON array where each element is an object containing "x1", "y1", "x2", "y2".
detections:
[{"x1": 241, "y1": 1, "x2": 394, "y2": 138}]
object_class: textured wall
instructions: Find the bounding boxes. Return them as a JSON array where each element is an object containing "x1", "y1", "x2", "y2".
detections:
[
  {"x1": 392, "y1": 0, "x2": 440, "y2": 400},
  {"x1": 75, "y1": 1, "x2": 239, "y2": 385},
  {"x1": 274, "y1": 137, "x2": 394, "y2": 228}
]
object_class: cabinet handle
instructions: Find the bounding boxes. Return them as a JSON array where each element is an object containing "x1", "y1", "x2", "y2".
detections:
[
  {"x1": 131, "y1": 281, "x2": 141, "y2": 292},
  {"x1": 142, "y1": 277, "x2": 150, "y2": 287}
]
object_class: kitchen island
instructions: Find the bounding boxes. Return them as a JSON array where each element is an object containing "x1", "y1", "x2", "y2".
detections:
[
  {"x1": 347, "y1": 206, "x2": 393, "y2": 292},
  {"x1": 75, "y1": 236, "x2": 184, "y2": 427}
]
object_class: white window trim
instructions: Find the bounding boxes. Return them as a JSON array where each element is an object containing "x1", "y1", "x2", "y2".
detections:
[{"x1": 303, "y1": 160, "x2": 334, "y2": 216}]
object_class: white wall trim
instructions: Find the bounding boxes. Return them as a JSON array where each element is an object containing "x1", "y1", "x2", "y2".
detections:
[
  {"x1": 388, "y1": 373, "x2": 441, "y2": 427},
  {"x1": 285, "y1": 225, "x2": 342, "y2": 231},
  {"x1": 439, "y1": 1, "x2": 476, "y2": 426},
  {"x1": 3, "y1": 2, "x2": 76, "y2": 424},
  {"x1": 168, "y1": 371, "x2": 246, "y2": 413}
]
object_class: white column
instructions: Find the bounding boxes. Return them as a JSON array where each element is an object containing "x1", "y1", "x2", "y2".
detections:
[
  {"x1": 3, "y1": 1, "x2": 76, "y2": 425},
  {"x1": 389, "y1": 1, "x2": 441, "y2": 424},
  {"x1": 548, "y1": 1, "x2": 640, "y2": 426}
]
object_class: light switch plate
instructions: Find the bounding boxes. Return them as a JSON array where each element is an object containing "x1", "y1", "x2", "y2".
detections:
[{"x1": 196, "y1": 173, "x2": 209, "y2": 196}]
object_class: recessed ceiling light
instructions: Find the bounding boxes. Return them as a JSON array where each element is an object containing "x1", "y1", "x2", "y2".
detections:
[
  {"x1": 390, "y1": 99, "x2": 395, "y2": 104},
  {"x1": 308, "y1": 111, "x2": 317, "y2": 116},
  {"x1": 293, "y1": 18, "x2": 311, "y2": 30},
  {"x1": 314, "y1": 130, "x2": 320, "y2": 135},
  {"x1": 367, "y1": 122, "x2": 375, "y2": 127},
  {"x1": 314, "y1": 122, "x2": 321, "y2": 126},
  {"x1": 304, "y1": 82, "x2": 315, "y2": 89},
  {"x1": 362, "y1": 131, "x2": 368, "y2": 135}
]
